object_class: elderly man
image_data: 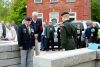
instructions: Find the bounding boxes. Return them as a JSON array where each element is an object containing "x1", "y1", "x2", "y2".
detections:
[
  {"x1": 31, "y1": 12, "x2": 43, "y2": 55},
  {"x1": 18, "y1": 17, "x2": 35, "y2": 67},
  {"x1": 60, "y1": 12, "x2": 77, "y2": 50}
]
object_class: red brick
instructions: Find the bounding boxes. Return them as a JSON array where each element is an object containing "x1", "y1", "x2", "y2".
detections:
[{"x1": 27, "y1": 0, "x2": 91, "y2": 22}]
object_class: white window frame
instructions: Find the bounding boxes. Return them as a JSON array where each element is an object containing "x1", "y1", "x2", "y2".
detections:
[
  {"x1": 66, "y1": 0, "x2": 76, "y2": 3},
  {"x1": 49, "y1": 12, "x2": 59, "y2": 22},
  {"x1": 38, "y1": 13, "x2": 43, "y2": 21},
  {"x1": 69, "y1": 12, "x2": 77, "y2": 20},
  {"x1": 34, "y1": 0, "x2": 42, "y2": 4},
  {"x1": 49, "y1": 12, "x2": 59, "y2": 31},
  {"x1": 50, "y1": 0, "x2": 58, "y2": 3}
]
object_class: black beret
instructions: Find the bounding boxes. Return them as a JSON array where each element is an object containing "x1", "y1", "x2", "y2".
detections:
[
  {"x1": 25, "y1": 16, "x2": 31, "y2": 21},
  {"x1": 61, "y1": 12, "x2": 69, "y2": 16}
]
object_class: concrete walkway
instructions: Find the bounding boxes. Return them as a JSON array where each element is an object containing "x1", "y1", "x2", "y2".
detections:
[{"x1": 40, "y1": 50, "x2": 64, "y2": 55}]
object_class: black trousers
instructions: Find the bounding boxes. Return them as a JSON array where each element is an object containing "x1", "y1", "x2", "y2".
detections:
[
  {"x1": 46, "y1": 37, "x2": 54, "y2": 50},
  {"x1": 90, "y1": 36, "x2": 97, "y2": 43},
  {"x1": 77, "y1": 38, "x2": 81, "y2": 48},
  {"x1": 58, "y1": 38, "x2": 61, "y2": 50}
]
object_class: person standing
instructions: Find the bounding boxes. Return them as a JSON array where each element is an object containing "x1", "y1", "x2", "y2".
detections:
[
  {"x1": 0, "y1": 22, "x2": 3, "y2": 38},
  {"x1": 31, "y1": 12, "x2": 43, "y2": 55},
  {"x1": 18, "y1": 17, "x2": 35, "y2": 67},
  {"x1": 90, "y1": 23, "x2": 98, "y2": 43},
  {"x1": 85, "y1": 25, "x2": 91, "y2": 47},
  {"x1": 5, "y1": 22, "x2": 17, "y2": 41},
  {"x1": 12, "y1": 21, "x2": 18, "y2": 33},
  {"x1": 45, "y1": 22, "x2": 55, "y2": 51},
  {"x1": 1, "y1": 21, "x2": 6, "y2": 38},
  {"x1": 97, "y1": 28, "x2": 100, "y2": 44},
  {"x1": 76, "y1": 24, "x2": 82, "y2": 48},
  {"x1": 60, "y1": 12, "x2": 77, "y2": 51}
]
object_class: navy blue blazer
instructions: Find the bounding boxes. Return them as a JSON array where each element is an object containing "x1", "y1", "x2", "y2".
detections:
[
  {"x1": 31, "y1": 19, "x2": 43, "y2": 42},
  {"x1": 18, "y1": 24, "x2": 35, "y2": 50}
]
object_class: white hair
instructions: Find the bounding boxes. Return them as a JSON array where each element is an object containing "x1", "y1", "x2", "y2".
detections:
[{"x1": 32, "y1": 12, "x2": 38, "y2": 16}]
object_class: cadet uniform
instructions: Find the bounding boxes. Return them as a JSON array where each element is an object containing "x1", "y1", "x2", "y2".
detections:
[{"x1": 61, "y1": 20, "x2": 77, "y2": 50}]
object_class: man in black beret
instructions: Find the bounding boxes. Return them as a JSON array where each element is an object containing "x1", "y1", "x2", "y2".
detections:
[
  {"x1": 60, "y1": 12, "x2": 77, "y2": 50},
  {"x1": 18, "y1": 16, "x2": 35, "y2": 67}
]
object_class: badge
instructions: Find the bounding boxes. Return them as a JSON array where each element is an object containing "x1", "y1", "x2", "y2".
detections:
[
  {"x1": 50, "y1": 28, "x2": 52, "y2": 31},
  {"x1": 91, "y1": 28, "x2": 95, "y2": 32},
  {"x1": 77, "y1": 30, "x2": 80, "y2": 34},
  {"x1": 23, "y1": 29, "x2": 26, "y2": 33},
  {"x1": 59, "y1": 30, "x2": 61, "y2": 32}
]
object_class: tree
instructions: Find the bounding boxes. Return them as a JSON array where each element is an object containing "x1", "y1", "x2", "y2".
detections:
[
  {"x1": 0, "y1": 0, "x2": 3, "y2": 19},
  {"x1": 0, "y1": 0, "x2": 11, "y2": 21},
  {"x1": 6, "y1": 0, "x2": 26, "y2": 25},
  {"x1": 91, "y1": 0, "x2": 100, "y2": 22}
]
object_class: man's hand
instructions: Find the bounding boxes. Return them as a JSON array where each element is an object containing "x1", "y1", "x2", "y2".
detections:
[{"x1": 34, "y1": 34, "x2": 38, "y2": 39}]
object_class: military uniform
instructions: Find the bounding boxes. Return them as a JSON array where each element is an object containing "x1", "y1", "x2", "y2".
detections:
[{"x1": 61, "y1": 20, "x2": 77, "y2": 50}]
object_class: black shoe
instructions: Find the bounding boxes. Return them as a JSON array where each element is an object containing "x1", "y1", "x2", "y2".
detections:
[
  {"x1": 58, "y1": 49, "x2": 61, "y2": 51},
  {"x1": 46, "y1": 49, "x2": 49, "y2": 51},
  {"x1": 41, "y1": 49, "x2": 45, "y2": 51},
  {"x1": 52, "y1": 49, "x2": 55, "y2": 51}
]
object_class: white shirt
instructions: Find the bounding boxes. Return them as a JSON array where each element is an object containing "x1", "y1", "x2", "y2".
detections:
[{"x1": 6, "y1": 26, "x2": 17, "y2": 41}]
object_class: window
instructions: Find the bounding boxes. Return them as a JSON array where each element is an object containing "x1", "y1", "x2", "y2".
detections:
[
  {"x1": 69, "y1": 12, "x2": 77, "y2": 21},
  {"x1": 49, "y1": 12, "x2": 59, "y2": 31},
  {"x1": 50, "y1": 0, "x2": 58, "y2": 3},
  {"x1": 67, "y1": 0, "x2": 76, "y2": 3},
  {"x1": 34, "y1": 0, "x2": 42, "y2": 3},
  {"x1": 38, "y1": 13, "x2": 43, "y2": 21}
]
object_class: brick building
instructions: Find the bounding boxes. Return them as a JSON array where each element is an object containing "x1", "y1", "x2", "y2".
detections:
[{"x1": 27, "y1": 0, "x2": 91, "y2": 24}]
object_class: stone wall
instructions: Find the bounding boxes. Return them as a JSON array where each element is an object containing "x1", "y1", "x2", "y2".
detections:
[
  {"x1": 0, "y1": 41, "x2": 20, "y2": 67},
  {"x1": 34, "y1": 48, "x2": 100, "y2": 67},
  {"x1": 96, "y1": 49, "x2": 100, "y2": 67},
  {"x1": 0, "y1": 41, "x2": 100, "y2": 67}
]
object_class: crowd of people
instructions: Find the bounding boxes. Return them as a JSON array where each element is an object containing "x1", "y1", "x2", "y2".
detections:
[
  {"x1": 0, "y1": 12, "x2": 100, "y2": 67},
  {"x1": 85, "y1": 23, "x2": 99, "y2": 45},
  {"x1": 0, "y1": 21, "x2": 18, "y2": 41},
  {"x1": 0, "y1": 12, "x2": 100, "y2": 51},
  {"x1": 76, "y1": 23, "x2": 99, "y2": 49}
]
